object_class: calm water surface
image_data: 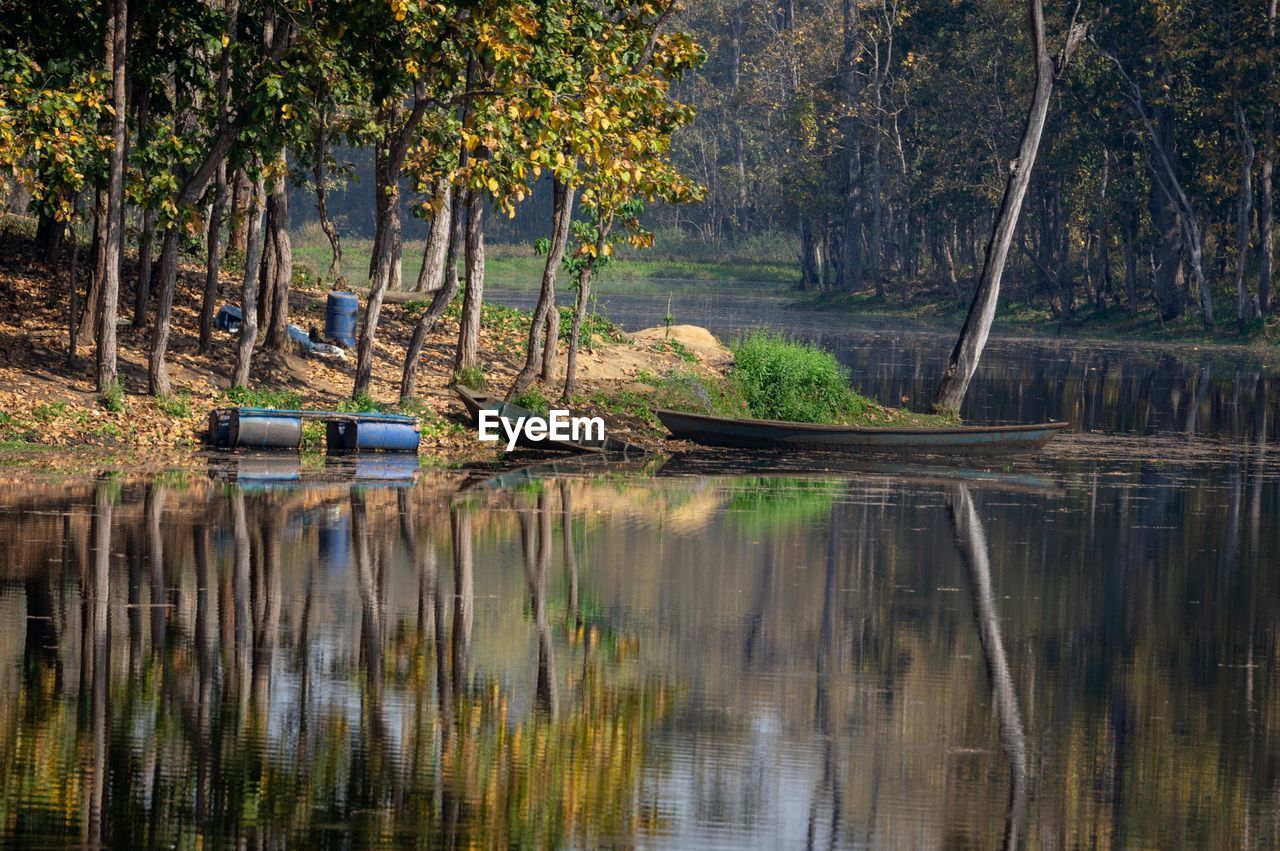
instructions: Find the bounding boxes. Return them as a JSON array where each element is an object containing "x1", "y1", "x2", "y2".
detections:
[{"x1": 2, "y1": 292, "x2": 1279, "y2": 848}]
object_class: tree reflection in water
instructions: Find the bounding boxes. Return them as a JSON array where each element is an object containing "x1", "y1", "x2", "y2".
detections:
[{"x1": 0, "y1": 454, "x2": 1277, "y2": 847}]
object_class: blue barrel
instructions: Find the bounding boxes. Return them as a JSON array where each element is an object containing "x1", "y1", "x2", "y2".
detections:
[
  {"x1": 325, "y1": 291, "x2": 359, "y2": 347},
  {"x1": 327, "y1": 419, "x2": 420, "y2": 453},
  {"x1": 231, "y1": 413, "x2": 303, "y2": 449}
]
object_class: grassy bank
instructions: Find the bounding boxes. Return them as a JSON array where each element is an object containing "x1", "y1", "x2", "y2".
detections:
[
  {"x1": 292, "y1": 222, "x2": 796, "y2": 293},
  {"x1": 586, "y1": 330, "x2": 956, "y2": 430},
  {"x1": 795, "y1": 286, "x2": 1280, "y2": 352}
]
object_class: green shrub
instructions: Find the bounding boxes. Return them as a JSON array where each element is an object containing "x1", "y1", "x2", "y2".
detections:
[
  {"x1": 100, "y1": 380, "x2": 127, "y2": 413},
  {"x1": 337, "y1": 392, "x2": 386, "y2": 413},
  {"x1": 729, "y1": 330, "x2": 868, "y2": 424},
  {"x1": 223, "y1": 386, "x2": 303, "y2": 410},
  {"x1": 513, "y1": 385, "x2": 551, "y2": 415},
  {"x1": 155, "y1": 393, "x2": 194, "y2": 418},
  {"x1": 454, "y1": 365, "x2": 485, "y2": 390},
  {"x1": 558, "y1": 306, "x2": 625, "y2": 346}
]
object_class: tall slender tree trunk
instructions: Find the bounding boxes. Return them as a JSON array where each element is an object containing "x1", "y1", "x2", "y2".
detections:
[
  {"x1": 868, "y1": 120, "x2": 885, "y2": 295},
  {"x1": 454, "y1": 192, "x2": 486, "y2": 377},
  {"x1": 201, "y1": 160, "x2": 228, "y2": 353},
  {"x1": 1123, "y1": 207, "x2": 1139, "y2": 310},
  {"x1": 132, "y1": 87, "x2": 154, "y2": 330},
  {"x1": 412, "y1": 179, "x2": 451, "y2": 292},
  {"x1": 934, "y1": 0, "x2": 1082, "y2": 412},
  {"x1": 313, "y1": 113, "x2": 343, "y2": 282},
  {"x1": 97, "y1": 0, "x2": 128, "y2": 394},
  {"x1": 148, "y1": 226, "x2": 181, "y2": 395},
  {"x1": 352, "y1": 96, "x2": 431, "y2": 398},
  {"x1": 562, "y1": 219, "x2": 609, "y2": 401},
  {"x1": 66, "y1": 197, "x2": 82, "y2": 367},
  {"x1": 262, "y1": 166, "x2": 291, "y2": 351},
  {"x1": 1261, "y1": 0, "x2": 1276, "y2": 313},
  {"x1": 233, "y1": 177, "x2": 266, "y2": 388},
  {"x1": 399, "y1": 186, "x2": 461, "y2": 402},
  {"x1": 942, "y1": 219, "x2": 960, "y2": 300},
  {"x1": 228, "y1": 169, "x2": 250, "y2": 254},
  {"x1": 1235, "y1": 101, "x2": 1258, "y2": 330},
  {"x1": 508, "y1": 180, "x2": 574, "y2": 400},
  {"x1": 839, "y1": 0, "x2": 863, "y2": 291}
]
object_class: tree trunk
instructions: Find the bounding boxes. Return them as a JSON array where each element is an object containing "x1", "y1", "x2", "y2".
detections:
[
  {"x1": 839, "y1": 0, "x2": 863, "y2": 290},
  {"x1": 76, "y1": 192, "x2": 107, "y2": 348},
  {"x1": 34, "y1": 209, "x2": 66, "y2": 264},
  {"x1": 562, "y1": 219, "x2": 609, "y2": 402},
  {"x1": 66, "y1": 198, "x2": 82, "y2": 367},
  {"x1": 1100, "y1": 51, "x2": 1211, "y2": 328},
  {"x1": 200, "y1": 160, "x2": 228, "y2": 354},
  {"x1": 868, "y1": 121, "x2": 884, "y2": 295},
  {"x1": 540, "y1": 301, "x2": 560, "y2": 382},
  {"x1": 454, "y1": 192, "x2": 486, "y2": 377},
  {"x1": 942, "y1": 219, "x2": 960, "y2": 300},
  {"x1": 1235, "y1": 101, "x2": 1258, "y2": 331},
  {"x1": 313, "y1": 118, "x2": 343, "y2": 282},
  {"x1": 133, "y1": 206, "x2": 155, "y2": 328},
  {"x1": 262, "y1": 167, "x2": 292, "y2": 351},
  {"x1": 1123, "y1": 207, "x2": 1138, "y2": 311},
  {"x1": 508, "y1": 180, "x2": 574, "y2": 400},
  {"x1": 97, "y1": 0, "x2": 128, "y2": 394},
  {"x1": 799, "y1": 217, "x2": 821, "y2": 288},
  {"x1": 934, "y1": 0, "x2": 1078, "y2": 412},
  {"x1": 352, "y1": 96, "x2": 431, "y2": 398},
  {"x1": 412, "y1": 179, "x2": 451, "y2": 292},
  {"x1": 148, "y1": 227, "x2": 180, "y2": 395},
  {"x1": 233, "y1": 178, "x2": 266, "y2": 388},
  {"x1": 228, "y1": 169, "x2": 250, "y2": 254},
  {"x1": 1262, "y1": 0, "x2": 1277, "y2": 313},
  {"x1": 399, "y1": 186, "x2": 461, "y2": 403}
]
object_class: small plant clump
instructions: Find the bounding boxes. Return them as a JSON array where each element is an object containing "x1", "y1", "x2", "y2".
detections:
[
  {"x1": 223, "y1": 387, "x2": 304, "y2": 410},
  {"x1": 513, "y1": 386, "x2": 551, "y2": 415},
  {"x1": 155, "y1": 393, "x2": 194, "y2": 418},
  {"x1": 101, "y1": 380, "x2": 127, "y2": 413},
  {"x1": 454, "y1": 365, "x2": 486, "y2": 390}
]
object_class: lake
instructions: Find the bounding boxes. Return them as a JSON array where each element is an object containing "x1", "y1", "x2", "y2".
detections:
[{"x1": 0, "y1": 287, "x2": 1277, "y2": 848}]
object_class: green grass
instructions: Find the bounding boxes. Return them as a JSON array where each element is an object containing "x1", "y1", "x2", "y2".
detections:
[
  {"x1": 291, "y1": 223, "x2": 796, "y2": 296},
  {"x1": 513, "y1": 385, "x2": 551, "y2": 415},
  {"x1": 222, "y1": 386, "x2": 305, "y2": 409},
  {"x1": 155, "y1": 393, "x2": 194, "y2": 418},
  {"x1": 797, "y1": 283, "x2": 1280, "y2": 353},
  {"x1": 649, "y1": 337, "x2": 698, "y2": 363},
  {"x1": 336, "y1": 392, "x2": 388, "y2": 413},
  {"x1": 454, "y1": 364, "x2": 485, "y2": 390}
]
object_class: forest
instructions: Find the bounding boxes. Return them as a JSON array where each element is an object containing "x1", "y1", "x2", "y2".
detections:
[{"x1": 1, "y1": 0, "x2": 1277, "y2": 411}]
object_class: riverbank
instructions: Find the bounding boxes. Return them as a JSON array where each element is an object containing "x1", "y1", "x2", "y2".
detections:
[
  {"x1": 793, "y1": 287, "x2": 1280, "y2": 354},
  {"x1": 0, "y1": 228, "x2": 731, "y2": 462}
]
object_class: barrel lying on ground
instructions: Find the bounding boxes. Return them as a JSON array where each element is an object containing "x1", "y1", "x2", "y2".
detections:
[
  {"x1": 327, "y1": 416, "x2": 421, "y2": 453},
  {"x1": 207, "y1": 407, "x2": 419, "y2": 453}
]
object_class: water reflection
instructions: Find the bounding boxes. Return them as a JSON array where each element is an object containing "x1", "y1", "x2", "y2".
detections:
[{"x1": 0, "y1": 450, "x2": 1278, "y2": 847}]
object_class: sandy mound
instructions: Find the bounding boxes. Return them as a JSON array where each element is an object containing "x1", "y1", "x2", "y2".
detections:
[{"x1": 574, "y1": 324, "x2": 731, "y2": 384}]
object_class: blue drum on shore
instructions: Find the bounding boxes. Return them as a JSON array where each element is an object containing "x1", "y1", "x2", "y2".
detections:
[{"x1": 325, "y1": 291, "x2": 359, "y2": 347}]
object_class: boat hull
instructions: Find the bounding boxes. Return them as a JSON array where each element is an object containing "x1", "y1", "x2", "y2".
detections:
[{"x1": 655, "y1": 409, "x2": 1068, "y2": 451}]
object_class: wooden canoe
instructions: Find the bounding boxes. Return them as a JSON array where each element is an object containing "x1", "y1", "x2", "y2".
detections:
[
  {"x1": 654, "y1": 408, "x2": 1068, "y2": 452},
  {"x1": 454, "y1": 386, "x2": 646, "y2": 455}
]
